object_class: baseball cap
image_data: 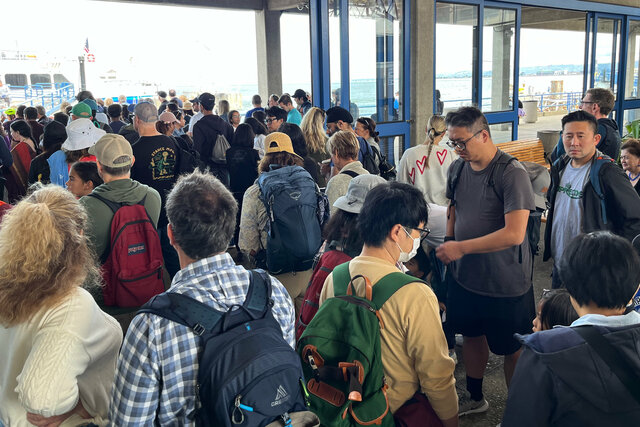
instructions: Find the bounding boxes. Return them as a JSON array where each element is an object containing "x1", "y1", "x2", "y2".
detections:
[
  {"x1": 89, "y1": 134, "x2": 133, "y2": 168},
  {"x1": 190, "y1": 97, "x2": 199, "y2": 103},
  {"x1": 293, "y1": 89, "x2": 307, "y2": 99},
  {"x1": 4, "y1": 107, "x2": 16, "y2": 116},
  {"x1": 198, "y1": 92, "x2": 216, "y2": 110},
  {"x1": 159, "y1": 111, "x2": 180, "y2": 125},
  {"x1": 71, "y1": 102, "x2": 92, "y2": 118},
  {"x1": 82, "y1": 98, "x2": 99, "y2": 112},
  {"x1": 326, "y1": 106, "x2": 353, "y2": 124},
  {"x1": 62, "y1": 118, "x2": 106, "y2": 151},
  {"x1": 334, "y1": 174, "x2": 386, "y2": 214},
  {"x1": 264, "y1": 132, "x2": 302, "y2": 160}
]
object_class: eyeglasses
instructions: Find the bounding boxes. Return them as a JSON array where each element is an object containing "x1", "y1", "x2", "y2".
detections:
[
  {"x1": 405, "y1": 226, "x2": 431, "y2": 240},
  {"x1": 579, "y1": 100, "x2": 595, "y2": 106},
  {"x1": 265, "y1": 118, "x2": 277, "y2": 124},
  {"x1": 446, "y1": 129, "x2": 483, "y2": 150}
]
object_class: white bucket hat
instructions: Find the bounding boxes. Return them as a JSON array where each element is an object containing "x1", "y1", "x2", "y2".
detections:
[{"x1": 62, "y1": 118, "x2": 106, "y2": 151}]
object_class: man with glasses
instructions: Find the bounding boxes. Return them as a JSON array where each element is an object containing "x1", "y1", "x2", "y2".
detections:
[
  {"x1": 436, "y1": 106, "x2": 536, "y2": 417},
  {"x1": 320, "y1": 182, "x2": 459, "y2": 427},
  {"x1": 551, "y1": 88, "x2": 621, "y2": 162},
  {"x1": 265, "y1": 106, "x2": 287, "y2": 133}
]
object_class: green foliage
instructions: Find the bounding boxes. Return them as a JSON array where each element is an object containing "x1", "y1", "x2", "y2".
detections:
[{"x1": 625, "y1": 119, "x2": 640, "y2": 140}]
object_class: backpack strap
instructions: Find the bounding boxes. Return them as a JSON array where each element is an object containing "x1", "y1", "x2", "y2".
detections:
[
  {"x1": 371, "y1": 272, "x2": 427, "y2": 310},
  {"x1": 137, "y1": 269, "x2": 272, "y2": 336},
  {"x1": 340, "y1": 170, "x2": 359, "y2": 178},
  {"x1": 446, "y1": 158, "x2": 465, "y2": 206},
  {"x1": 487, "y1": 152, "x2": 517, "y2": 203},
  {"x1": 573, "y1": 325, "x2": 640, "y2": 405},
  {"x1": 332, "y1": 261, "x2": 351, "y2": 296},
  {"x1": 243, "y1": 269, "x2": 272, "y2": 315},
  {"x1": 589, "y1": 156, "x2": 614, "y2": 225},
  {"x1": 86, "y1": 192, "x2": 122, "y2": 214},
  {"x1": 138, "y1": 292, "x2": 224, "y2": 336}
]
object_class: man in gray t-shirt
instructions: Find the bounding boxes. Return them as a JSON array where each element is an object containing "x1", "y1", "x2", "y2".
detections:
[
  {"x1": 550, "y1": 162, "x2": 590, "y2": 260},
  {"x1": 436, "y1": 107, "x2": 535, "y2": 416}
]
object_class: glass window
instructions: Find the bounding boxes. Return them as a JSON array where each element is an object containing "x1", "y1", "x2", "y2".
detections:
[
  {"x1": 594, "y1": 18, "x2": 621, "y2": 96},
  {"x1": 489, "y1": 123, "x2": 513, "y2": 143},
  {"x1": 5, "y1": 74, "x2": 27, "y2": 86},
  {"x1": 482, "y1": 8, "x2": 516, "y2": 112},
  {"x1": 30, "y1": 74, "x2": 51, "y2": 85},
  {"x1": 624, "y1": 109, "x2": 640, "y2": 134},
  {"x1": 280, "y1": 8, "x2": 311, "y2": 97},
  {"x1": 348, "y1": 0, "x2": 404, "y2": 123},
  {"x1": 329, "y1": 0, "x2": 342, "y2": 109},
  {"x1": 436, "y1": 3, "x2": 478, "y2": 113},
  {"x1": 625, "y1": 20, "x2": 640, "y2": 99}
]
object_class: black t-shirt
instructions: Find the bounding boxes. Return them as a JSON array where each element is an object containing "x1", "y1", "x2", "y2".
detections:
[
  {"x1": 226, "y1": 146, "x2": 260, "y2": 194},
  {"x1": 131, "y1": 134, "x2": 179, "y2": 227}
]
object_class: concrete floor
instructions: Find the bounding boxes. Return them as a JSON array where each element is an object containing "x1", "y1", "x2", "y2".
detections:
[{"x1": 457, "y1": 223, "x2": 553, "y2": 427}]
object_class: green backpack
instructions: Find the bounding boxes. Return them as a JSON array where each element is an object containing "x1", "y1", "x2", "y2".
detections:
[{"x1": 297, "y1": 261, "x2": 424, "y2": 426}]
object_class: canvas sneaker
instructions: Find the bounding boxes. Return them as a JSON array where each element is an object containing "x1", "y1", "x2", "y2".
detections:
[{"x1": 458, "y1": 393, "x2": 489, "y2": 416}]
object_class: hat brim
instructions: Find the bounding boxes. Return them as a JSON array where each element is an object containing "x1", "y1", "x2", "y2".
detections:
[{"x1": 333, "y1": 195, "x2": 363, "y2": 214}]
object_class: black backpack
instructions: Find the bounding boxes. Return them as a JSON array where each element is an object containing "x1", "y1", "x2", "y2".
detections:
[
  {"x1": 138, "y1": 270, "x2": 308, "y2": 426},
  {"x1": 371, "y1": 145, "x2": 396, "y2": 181},
  {"x1": 447, "y1": 152, "x2": 542, "y2": 256},
  {"x1": 358, "y1": 137, "x2": 380, "y2": 175},
  {"x1": 171, "y1": 135, "x2": 205, "y2": 174}
]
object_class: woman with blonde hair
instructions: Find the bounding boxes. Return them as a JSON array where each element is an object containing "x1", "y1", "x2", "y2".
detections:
[
  {"x1": 300, "y1": 107, "x2": 329, "y2": 185},
  {"x1": 397, "y1": 115, "x2": 457, "y2": 206},
  {"x1": 0, "y1": 185, "x2": 122, "y2": 427}
]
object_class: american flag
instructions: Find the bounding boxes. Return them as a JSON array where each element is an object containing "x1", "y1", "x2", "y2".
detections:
[{"x1": 84, "y1": 38, "x2": 90, "y2": 54}]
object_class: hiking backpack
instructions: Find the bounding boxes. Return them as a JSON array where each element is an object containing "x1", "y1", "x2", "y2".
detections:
[
  {"x1": 358, "y1": 137, "x2": 380, "y2": 175},
  {"x1": 257, "y1": 165, "x2": 327, "y2": 275},
  {"x1": 447, "y1": 151, "x2": 547, "y2": 256},
  {"x1": 295, "y1": 248, "x2": 353, "y2": 341},
  {"x1": 297, "y1": 262, "x2": 425, "y2": 426},
  {"x1": 87, "y1": 193, "x2": 165, "y2": 307},
  {"x1": 139, "y1": 270, "x2": 308, "y2": 427}
]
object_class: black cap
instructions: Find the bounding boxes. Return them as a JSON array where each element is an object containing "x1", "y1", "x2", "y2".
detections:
[
  {"x1": 293, "y1": 89, "x2": 307, "y2": 99},
  {"x1": 326, "y1": 106, "x2": 353, "y2": 124},
  {"x1": 42, "y1": 120, "x2": 67, "y2": 146},
  {"x1": 190, "y1": 97, "x2": 199, "y2": 103},
  {"x1": 198, "y1": 92, "x2": 216, "y2": 110}
]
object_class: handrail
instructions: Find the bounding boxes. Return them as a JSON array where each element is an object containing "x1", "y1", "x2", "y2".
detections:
[{"x1": 1, "y1": 83, "x2": 75, "y2": 116}]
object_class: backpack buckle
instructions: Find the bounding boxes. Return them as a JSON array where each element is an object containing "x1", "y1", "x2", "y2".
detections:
[{"x1": 192, "y1": 323, "x2": 206, "y2": 336}]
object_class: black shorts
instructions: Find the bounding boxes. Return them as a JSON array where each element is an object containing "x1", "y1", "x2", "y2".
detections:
[{"x1": 447, "y1": 276, "x2": 535, "y2": 356}]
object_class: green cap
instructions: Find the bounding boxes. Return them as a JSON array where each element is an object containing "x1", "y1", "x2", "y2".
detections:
[
  {"x1": 4, "y1": 107, "x2": 16, "y2": 116},
  {"x1": 71, "y1": 102, "x2": 92, "y2": 118}
]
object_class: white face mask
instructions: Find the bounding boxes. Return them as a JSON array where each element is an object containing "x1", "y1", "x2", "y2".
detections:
[{"x1": 396, "y1": 227, "x2": 420, "y2": 263}]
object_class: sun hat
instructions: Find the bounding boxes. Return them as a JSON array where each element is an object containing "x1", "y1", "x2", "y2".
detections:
[
  {"x1": 62, "y1": 118, "x2": 106, "y2": 151},
  {"x1": 333, "y1": 174, "x2": 387, "y2": 214}
]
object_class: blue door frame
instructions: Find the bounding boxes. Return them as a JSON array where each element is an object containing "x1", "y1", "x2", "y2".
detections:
[
  {"x1": 310, "y1": 0, "x2": 412, "y2": 158},
  {"x1": 435, "y1": 0, "x2": 640, "y2": 139}
]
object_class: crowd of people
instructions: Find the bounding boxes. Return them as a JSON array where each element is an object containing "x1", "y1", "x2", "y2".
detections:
[{"x1": 0, "y1": 85, "x2": 640, "y2": 427}]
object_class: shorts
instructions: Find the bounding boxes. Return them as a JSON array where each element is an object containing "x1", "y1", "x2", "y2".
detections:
[{"x1": 447, "y1": 276, "x2": 535, "y2": 356}]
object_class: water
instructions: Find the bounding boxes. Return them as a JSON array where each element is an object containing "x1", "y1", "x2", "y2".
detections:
[{"x1": 221, "y1": 74, "x2": 585, "y2": 118}]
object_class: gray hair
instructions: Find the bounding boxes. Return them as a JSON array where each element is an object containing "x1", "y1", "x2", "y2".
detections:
[
  {"x1": 166, "y1": 170, "x2": 238, "y2": 260},
  {"x1": 134, "y1": 101, "x2": 158, "y2": 123},
  {"x1": 35, "y1": 105, "x2": 47, "y2": 116}
]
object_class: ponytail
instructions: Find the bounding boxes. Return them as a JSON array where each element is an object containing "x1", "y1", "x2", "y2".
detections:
[{"x1": 423, "y1": 115, "x2": 446, "y2": 169}]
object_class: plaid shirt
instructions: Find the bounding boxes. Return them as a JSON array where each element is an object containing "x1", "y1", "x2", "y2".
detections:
[{"x1": 108, "y1": 253, "x2": 295, "y2": 426}]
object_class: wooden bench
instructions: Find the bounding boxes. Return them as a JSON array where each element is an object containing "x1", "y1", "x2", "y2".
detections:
[{"x1": 496, "y1": 138, "x2": 549, "y2": 167}]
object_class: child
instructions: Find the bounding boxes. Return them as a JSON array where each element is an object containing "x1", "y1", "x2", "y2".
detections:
[
  {"x1": 66, "y1": 161, "x2": 103, "y2": 199},
  {"x1": 532, "y1": 288, "x2": 578, "y2": 332}
]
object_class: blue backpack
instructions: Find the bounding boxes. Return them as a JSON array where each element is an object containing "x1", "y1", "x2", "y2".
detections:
[
  {"x1": 138, "y1": 270, "x2": 308, "y2": 427},
  {"x1": 258, "y1": 165, "x2": 327, "y2": 275},
  {"x1": 47, "y1": 150, "x2": 69, "y2": 187}
]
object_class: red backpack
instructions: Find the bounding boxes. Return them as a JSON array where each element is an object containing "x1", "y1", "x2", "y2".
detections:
[
  {"x1": 88, "y1": 193, "x2": 165, "y2": 307},
  {"x1": 296, "y1": 249, "x2": 352, "y2": 341}
]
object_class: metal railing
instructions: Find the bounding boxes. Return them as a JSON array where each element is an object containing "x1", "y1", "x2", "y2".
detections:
[
  {"x1": 2, "y1": 83, "x2": 75, "y2": 115},
  {"x1": 441, "y1": 91, "x2": 584, "y2": 113}
]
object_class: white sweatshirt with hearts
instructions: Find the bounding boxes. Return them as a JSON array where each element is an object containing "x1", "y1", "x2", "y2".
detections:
[{"x1": 397, "y1": 142, "x2": 458, "y2": 206}]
